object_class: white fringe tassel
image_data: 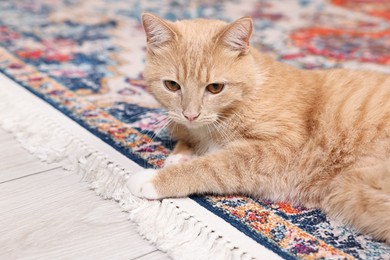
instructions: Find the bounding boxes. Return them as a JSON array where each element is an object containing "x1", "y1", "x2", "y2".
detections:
[{"x1": 0, "y1": 86, "x2": 252, "y2": 260}]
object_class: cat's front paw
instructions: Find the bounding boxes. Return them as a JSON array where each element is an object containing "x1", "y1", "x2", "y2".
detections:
[
  {"x1": 164, "y1": 153, "x2": 191, "y2": 167},
  {"x1": 127, "y1": 169, "x2": 162, "y2": 200}
]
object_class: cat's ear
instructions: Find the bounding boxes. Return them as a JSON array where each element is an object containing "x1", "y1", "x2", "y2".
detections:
[
  {"x1": 218, "y1": 17, "x2": 253, "y2": 55},
  {"x1": 141, "y1": 13, "x2": 177, "y2": 52}
]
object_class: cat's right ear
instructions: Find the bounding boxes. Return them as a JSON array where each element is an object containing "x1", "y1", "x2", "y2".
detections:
[{"x1": 141, "y1": 13, "x2": 177, "y2": 53}]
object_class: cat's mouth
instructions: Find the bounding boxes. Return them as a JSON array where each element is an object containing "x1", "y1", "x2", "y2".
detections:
[
  {"x1": 168, "y1": 112, "x2": 220, "y2": 129},
  {"x1": 179, "y1": 119, "x2": 207, "y2": 129},
  {"x1": 169, "y1": 114, "x2": 216, "y2": 129}
]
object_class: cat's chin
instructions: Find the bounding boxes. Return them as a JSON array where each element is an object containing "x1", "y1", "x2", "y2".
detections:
[
  {"x1": 183, "y1": 122, "x2": 205, "y2": 129},
  {"x1": 177, "y1": 120, "x2": 208, "y2": 130}
]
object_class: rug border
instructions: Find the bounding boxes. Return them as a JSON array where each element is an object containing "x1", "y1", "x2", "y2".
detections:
[{"x1": 192, "y1": 196, "x2": 296, "y2": 260}]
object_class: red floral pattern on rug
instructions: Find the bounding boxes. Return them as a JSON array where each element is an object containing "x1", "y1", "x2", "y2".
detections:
[{"x1": 332, "y1": 0, "x2": 390, "y2": 21}]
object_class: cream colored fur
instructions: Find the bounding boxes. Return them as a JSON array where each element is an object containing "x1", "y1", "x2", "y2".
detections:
[{"x1": 127, "y1": 13, "x2": 390, "y2": 244}]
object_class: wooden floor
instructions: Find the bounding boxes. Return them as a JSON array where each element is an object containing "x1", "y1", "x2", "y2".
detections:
[{"x1": 0, "y1": 128, "x2": 168, "y2": 259}]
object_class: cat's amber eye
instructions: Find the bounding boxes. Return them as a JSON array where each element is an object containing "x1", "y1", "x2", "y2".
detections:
[
  {"x1": 206, "y1": 83, "x2": 225, "y2": 94},
  {"x1": 163, "y1": 80, "x2": 181, "y2": 92}
]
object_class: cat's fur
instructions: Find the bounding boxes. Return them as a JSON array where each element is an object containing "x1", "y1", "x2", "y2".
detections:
[{"x1": 128, "y1": 13, "x2": 390, "y2": 244}]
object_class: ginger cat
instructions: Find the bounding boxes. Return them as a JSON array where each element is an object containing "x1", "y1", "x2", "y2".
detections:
[{"x1": 127, "y1": 13, "x2": 390, "y2": 244}]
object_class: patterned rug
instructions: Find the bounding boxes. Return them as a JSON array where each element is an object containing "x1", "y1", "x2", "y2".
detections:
[{"x1": 1, "y1": 0, "x2": 390, "y2": 259}]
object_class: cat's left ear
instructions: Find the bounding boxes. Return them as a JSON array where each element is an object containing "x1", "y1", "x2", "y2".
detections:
[{"x1": 218, "y1": 17, "x2": 253, "y2": 55}]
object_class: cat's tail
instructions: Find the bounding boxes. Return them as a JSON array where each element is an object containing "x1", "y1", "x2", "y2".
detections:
[{"x1": 322, "y1": 161, "x2": 390, "y2": 244}]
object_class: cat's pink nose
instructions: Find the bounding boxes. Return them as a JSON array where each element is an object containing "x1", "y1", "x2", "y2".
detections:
[{"x1": 183, "y1": 112, "x2": 200, "y2": 122}]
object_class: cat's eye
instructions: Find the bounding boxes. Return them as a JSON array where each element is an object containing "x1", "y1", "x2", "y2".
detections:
[
  {"x1": 206, "y1": 83, "x2": 225, "y2": 94},
  {"x1": 163, "y1": 80, "x2": 181, "y2": 92}
]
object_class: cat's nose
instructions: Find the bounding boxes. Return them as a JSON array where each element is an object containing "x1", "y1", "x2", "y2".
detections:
[{"x1": 183, "y1": 112, "x2": 200, "y2": 122}]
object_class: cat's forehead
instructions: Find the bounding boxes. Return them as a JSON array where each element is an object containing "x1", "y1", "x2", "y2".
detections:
[
  {"x1": 166, "y1": 19, "x2": 228, "y2": 83},
  {"x1": 174, "y1": 19, "x2": 227, "y2": 44},
  {"x1": 145, "y1": 19, "x2": 234, "y2": 84}
]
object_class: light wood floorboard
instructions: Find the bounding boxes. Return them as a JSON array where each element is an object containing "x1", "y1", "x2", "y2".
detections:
[
  {"x1": 0, "y1": 131, "x2": 60, "y2": 182},
  {"x1": 0, "y1": 128, "x2": 168, "y2": 260}
]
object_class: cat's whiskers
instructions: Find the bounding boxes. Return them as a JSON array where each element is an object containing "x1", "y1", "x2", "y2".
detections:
[
  {"x1": 200, "y1": 116, "x2": 218, "y2": 125},
  {"x1": 135, "y1": 113, "x2": 168, "y2": 142},
  {"x1": 217, "y1": 115, "x2": 252, "y2": 156},
  {"x1": 149, "y1": 118, "x2": 173, "y2": 144},
  {"x1": 167, "y1": 111, "x2": 186, "y2": 124},
  {"x1": 205, "y1": 121, "x2": 215, "y2": 143},
  {"x1": 147, "y1": 115, "x2": 172, "y2": 143},
  {"x1": 216, "y1": 120, "x2": 236, "y2": 145},
  {"x1": 212, "y1": 119, "x2": 241, "y2": 155}
]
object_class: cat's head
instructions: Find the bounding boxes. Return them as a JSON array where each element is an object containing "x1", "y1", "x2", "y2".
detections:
[{"x1": 142, "y1": 13, "x2": 260, "y2": 129}]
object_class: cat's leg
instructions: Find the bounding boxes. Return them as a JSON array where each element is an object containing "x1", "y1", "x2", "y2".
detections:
[
  {"x1": 322, "y1": 162, "x2": 390, "y2": 244},
  {"x1": 127, "y1": 142, "x2": 283, "y2": 200},
  {"x1": 164, "y1": 140, "x2": 193, "y2": 167}
]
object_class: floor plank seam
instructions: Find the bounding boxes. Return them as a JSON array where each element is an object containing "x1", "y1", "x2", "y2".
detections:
[
  {"x1": 130, "y1": 249, "x2": 159, "y2": 260},
  {"x1": 0, "y1": 166, "x2": 62, "y2": 185}
]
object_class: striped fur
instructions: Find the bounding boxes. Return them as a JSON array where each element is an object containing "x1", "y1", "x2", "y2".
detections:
[{"x1": 141, "y1": 14, "x2": 390, "y2": 244}]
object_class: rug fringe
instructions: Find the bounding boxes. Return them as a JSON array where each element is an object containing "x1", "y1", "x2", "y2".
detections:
[{"x1": 0, "y1": 86, "x2": 251, "y2": 260}]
